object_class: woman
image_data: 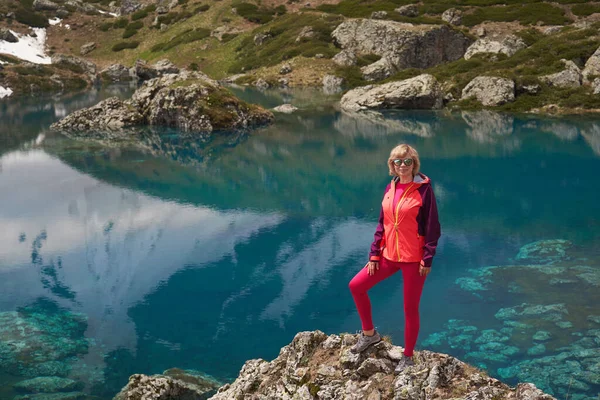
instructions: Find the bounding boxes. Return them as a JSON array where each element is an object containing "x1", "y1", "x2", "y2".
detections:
[{"x1": 348, "y1": 143, "x2": 441, "y2": 373}]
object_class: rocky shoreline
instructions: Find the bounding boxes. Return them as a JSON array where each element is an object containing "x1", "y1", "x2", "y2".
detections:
[{"x1": 114, "y1": 330, "x2": 556, "y2": 400}]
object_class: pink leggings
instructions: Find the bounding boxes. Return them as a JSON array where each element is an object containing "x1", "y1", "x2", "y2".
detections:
[{"x1": 348, "y1": 258, "x2": 426, "y2": 357}]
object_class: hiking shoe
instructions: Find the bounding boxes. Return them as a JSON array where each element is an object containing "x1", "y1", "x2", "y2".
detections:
[
  {"x1": 395, "y1": 354, "x2": 415, "y2": 374},
  {"x1": 350, "y1": 330, "x2": 381, "y2": 353}
]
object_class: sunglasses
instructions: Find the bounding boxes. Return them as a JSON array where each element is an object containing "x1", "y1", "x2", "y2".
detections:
[{"x1": 392, "y1": 158, "x2": 413, "y2": 167}]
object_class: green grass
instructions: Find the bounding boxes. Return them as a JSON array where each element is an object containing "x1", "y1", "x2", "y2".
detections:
[
  {"x1": 233, "y1": 2, "x2": 286, "y2": 24},
  {"x1": 228, "y1": 13, "x2": 343, "y2": 73},
  {"x1": 150, "y1": 28, "x2": 211, "y2": 52},
  {"x1": 571, "y1": 3, "x2": 600, "y2": 16},
  {"x1": 461, "y1": 3, "x2": 569, "y2": 26}
]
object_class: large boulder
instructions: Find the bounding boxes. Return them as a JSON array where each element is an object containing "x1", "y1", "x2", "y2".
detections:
[
  {"x1": 332, "y1": 49, "x2": 357, "y2": 67},
  {"x1": 340, "y1": 74, "x2": 443, "y2": 112},
  {"x1": 322, "y1": 75, "x2": 344, "y2": 93},
  {"x1": 51, "y1": 54, "x2": 97, "y2": 75},
  {"x1": 33, "y1": 0, "x2": 60, "y2": 11},
  {"x1": 208, "y1": 331, "x2": 556, "y2": 400},
  {"x1": 442, "y1": 8, "x2": 462, "y2": 25},
  {"x1": 464, "y1": 35, "x2": 527, "y2": 60},
  {"x1": 332, "y1": 19, "x2": 473, "y2": 72},
  {"x1": 79, "y1": 42, "x2": 96, "y2": 56},
  {"x1": 120, "y1": 0, "x2": 141, "y2": 14},
  {"x1": 132, "y1": 59, "x2": 180, "y2": 81},
  {"x1": 100, "y1": 64, "x2": 135, "y2": 82},
  {"x1": 461, "y1": 76, "x2": 515, "y2": 106},
  {"x1": 582, "y1": 46, "x2": 600, "y2": 83},
  {"x1": 540, "y1": 59, "x2": 582, "y2": 88},
  {"x1": 361, "y1": 57, "x2": 396, "y2": 81},
  {"x1": 395, "y1": 4, "x2": 418, "y2": 17},
  {"x1": 52, "y1": 72, "x2": 274, "y2": 134}
]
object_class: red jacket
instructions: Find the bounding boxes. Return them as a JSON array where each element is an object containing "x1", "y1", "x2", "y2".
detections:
[{"x1": 369, "y1": 173, "x2": 441, "y2": 267}]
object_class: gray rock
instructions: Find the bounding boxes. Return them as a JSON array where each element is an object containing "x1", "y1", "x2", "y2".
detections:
[
  {"x1": 464, "y1": 35, "x2": 527, "y2": 60},
  {"x1": 273, "y1": 104, "x2": 298, "y2": 113},
  {"x1": 340, "y1": 74, "x2": 443, "y2": 112},
  {"x1": 0, "y1": 28, "x2": 18, "y2": 43},
  {"x1": 156, "y1": 6, "x2": 169, "y2": 14},
  {"x1": 475, "y1": 27, "x2": 486, "y2": 37},
  {"x1": 592, "y1": 78, "x2": 600, "y2": 95},
  {"x1": 322, "y1": 75, "x2": 344, "y2": 94},
  {"x1": 33, "y1": 0, "x2": 60, "y2": 11},
  {"x1": 541, "y1": 26, "x2": 563, "y2": 35},
  {"x1": 583, "y1": 46, "x2": 600, "y2": 83},
  {"x1": 50, "y1": 97, "x2": 144, "y2": 131},
  {"x1": 51, "y1": 54, "x2": 97, "y2": 74},
  {"x1": 370, "y1": 11, "x2": 388, "y2": 20},
  {"x1": 114, "y1": 370, "x2": 221, "y2": 400},
  {"x1": 253, "y1": 32, "x2": 271, "y2": 46},
  {"x1": 13, "y1": 377, "x2": 83, "y2": 393},
  {"x1": 540, "y1": 59, "x2": 582, "y2": 88},
  {"x1": 395, "y1": 4, "x2": 418, "y2": 17},
  {"x1": 332, "y1": 19, "x2": 472, "y2": 70},
  {"x1": 120, "y1": 0, "x2": 141, "y2": 14},
  {"x1": 295, "y1": 26, "x2": 315, "y2": 42},
  {"x1": 515, "y1": 383, "x2": 556, "y2": 400},
  {"x1": 56, "y1": 8, "x2": 70, "y2": 18},
  {"x1": 153, "y1": 59, "x2": 180, "y2": 75},
  {"x1": 254, "y1": 78, "x2": 270, "y2": 90},
  {"x1": 332, "y1": 50, "x2": 357, "y2": 67},
  {"x1": 100, "y1": 64, "x2": 134, "y2": 82},
  {"x1": 442, "y1": 8, "x2": 462, "y2": 25},
  {"x1": 279, "y1": 64, "x2": 292, "y2": 75},
  {"x1": 361, "y1": 57, "x2": 396, "y2": 81},
  {"x1": 79, "y1": 42, "x2": 96, "y2": 56},
  {"x1": 461, "y1": 76, "x2": 515, "y2": 106}
]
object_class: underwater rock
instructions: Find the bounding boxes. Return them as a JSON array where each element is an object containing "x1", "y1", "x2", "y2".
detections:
[
  {"x1": 455, "y1": 276, "x2": 489, "y2": 292},
  {"x1": 474, "y1": 329, "x2": 510, "y2": 344},
  {"x1": 0, "y1": 301, "x2": 89, "y2": 379},
  {"x1": 527, "y1": 344, "x2": 546, "y2": 356},
  {"x1": 587, "y1": 315, "x2": 600, "y2": 324},
  {"x1": 495, "y1": 303, "x2": 568, "y2": 322},
  {"x1": 13, "y1": 392, "x2": 86, "y2": 400},
  {"x1": 533, "y1": 331, "x2": 552, "y2": 341},
  {"x1": 515, "y1": 239, "x2": 572, "y2": 264},
  {"x1": 13, "y1": 377, "x2": 83, "y2": 393}
]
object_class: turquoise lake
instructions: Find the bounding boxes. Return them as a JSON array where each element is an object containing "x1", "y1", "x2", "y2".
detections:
[{"x1": 0, "y1": 86, "x2": 599, "y2": 400}]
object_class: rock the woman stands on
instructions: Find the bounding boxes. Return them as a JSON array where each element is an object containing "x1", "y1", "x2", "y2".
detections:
[{"x1": 349, "y1": 143, "x2": 441, "y2": 373}]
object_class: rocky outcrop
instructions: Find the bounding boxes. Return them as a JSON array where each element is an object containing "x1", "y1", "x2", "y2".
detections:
[
  {"x1": 540, "y1": 59, "x2": 582, "y2": 88},
  {"x1": 114, "y1": 368, "x2": 221, "y2": 400},
  {"x1": 341, "y1": 74, "x2": 443, "y2": 112},
  {"x1": 50, "y1": 97, "x2": 144, "y2": 131},
  {"x1": 100, "y1": 64, "x2": 134, "y2": 82},
  {"x1": 273, "y1": 104, "x2": 298, "y2": 113},
  {"x1": 332, "y1": 50, "x2": 357, "y2": 67},
  {"x1": 209, "y1": 330, "x2": 555, "y2": 400},
  {"x1": 461, "y1": 76, "x2": 515, "y2": 106},
  {"x1": 133, "y1": 59, "x2": 179, "y2": 81},
  {"x1": 51, "y1": 54, "x2": 97, "y2": 75},
  {"x1": 51, "y1": 72, "x2": 274, "y2": 134},
  {"x1": 361, "y1": 57, "x2": 396, "y2": 81},
  {"x1": 120, "y1": 0, "x2": 141, "y2": 14},
  {"x1": 464, "y1": 36, "x2": 527, "y2": 60},
  {"x1": 332, "y1": 19, "x2": 472, "y2": 74},
  {"x1": 582, "y1": 46, "x2": 600, "y2": 83}
]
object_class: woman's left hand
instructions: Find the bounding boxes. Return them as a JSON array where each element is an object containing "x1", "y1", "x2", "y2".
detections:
[{"x1": 419, "y1": 261, "x2": 431, "y2": 277}]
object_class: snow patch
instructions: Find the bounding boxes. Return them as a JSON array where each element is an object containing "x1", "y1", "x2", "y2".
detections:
[
  {"x1": 0, "y1": 28, "x2": 51, "y2": 64},
  {"x1": 98, "y1": 10, "x2": 119, "y2": 17},
  {"x1": 49, "y1": 18, "x2": 62, "y2": 25},
  {"x1": 0, "y1": 86, "x2": 13, "y2": 99}
]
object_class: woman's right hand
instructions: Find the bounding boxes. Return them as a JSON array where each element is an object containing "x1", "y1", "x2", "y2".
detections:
[{"x1": 367, "y1": 261, "x2": 379, "y2": 276}]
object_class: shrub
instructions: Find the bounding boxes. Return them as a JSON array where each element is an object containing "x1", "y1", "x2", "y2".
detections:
[
  {"x1": 128, "y1": 20, "x2": 144, "y2": 30},
  {"x1": 571, "y1": 3, "x2": 600, "y2": 17},
  {"x1": 234, "y1": 2, "x2": 285, "y2": 24},
  {"x1": 194, "y1": 4, "x2": 210, "y2": 12},
  {"x1": 461, "y1": 3, "x2": 568, "y2": 26},
  {"x1": 131, "y1": 9, "x2": 149, "y2": 20},
  {"x1": 113, "y1": 18, "x2": 129, "y2": 28},
  {"x1": 146, "y1": 4, "x2": 157, "y2": 12},
  {"x1": 99, "y1": 22, "x2": 113, "y2": 31},
  {"x1": 356, "y1": 54, "x2": 382, "y2": 67},
  {"x1": 221, "y1": 33, "x2": 238, "y2": 42},
  {"x1": 15, "y1": 8, "x2": 49, "y2": 28},
  {"x1": 112, "y1": 41, "x2": 140, "y2": 51},
  {"x1": 189, "y1": 62, "x2": 199, "y2": 71}
]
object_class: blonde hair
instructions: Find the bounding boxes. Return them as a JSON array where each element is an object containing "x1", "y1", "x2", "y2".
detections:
[{"x1": 387, "y1": 144, "x2": 420, "y2": 177}]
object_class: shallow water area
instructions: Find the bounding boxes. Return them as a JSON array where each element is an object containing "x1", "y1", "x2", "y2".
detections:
[{"x1": 0, "y1": 86, "x2": 599, "y2": 399}]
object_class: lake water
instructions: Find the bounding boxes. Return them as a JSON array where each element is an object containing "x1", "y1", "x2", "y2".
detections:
[{"x1": 0, "y1": 86, "x2": 599, "y2": 400}]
